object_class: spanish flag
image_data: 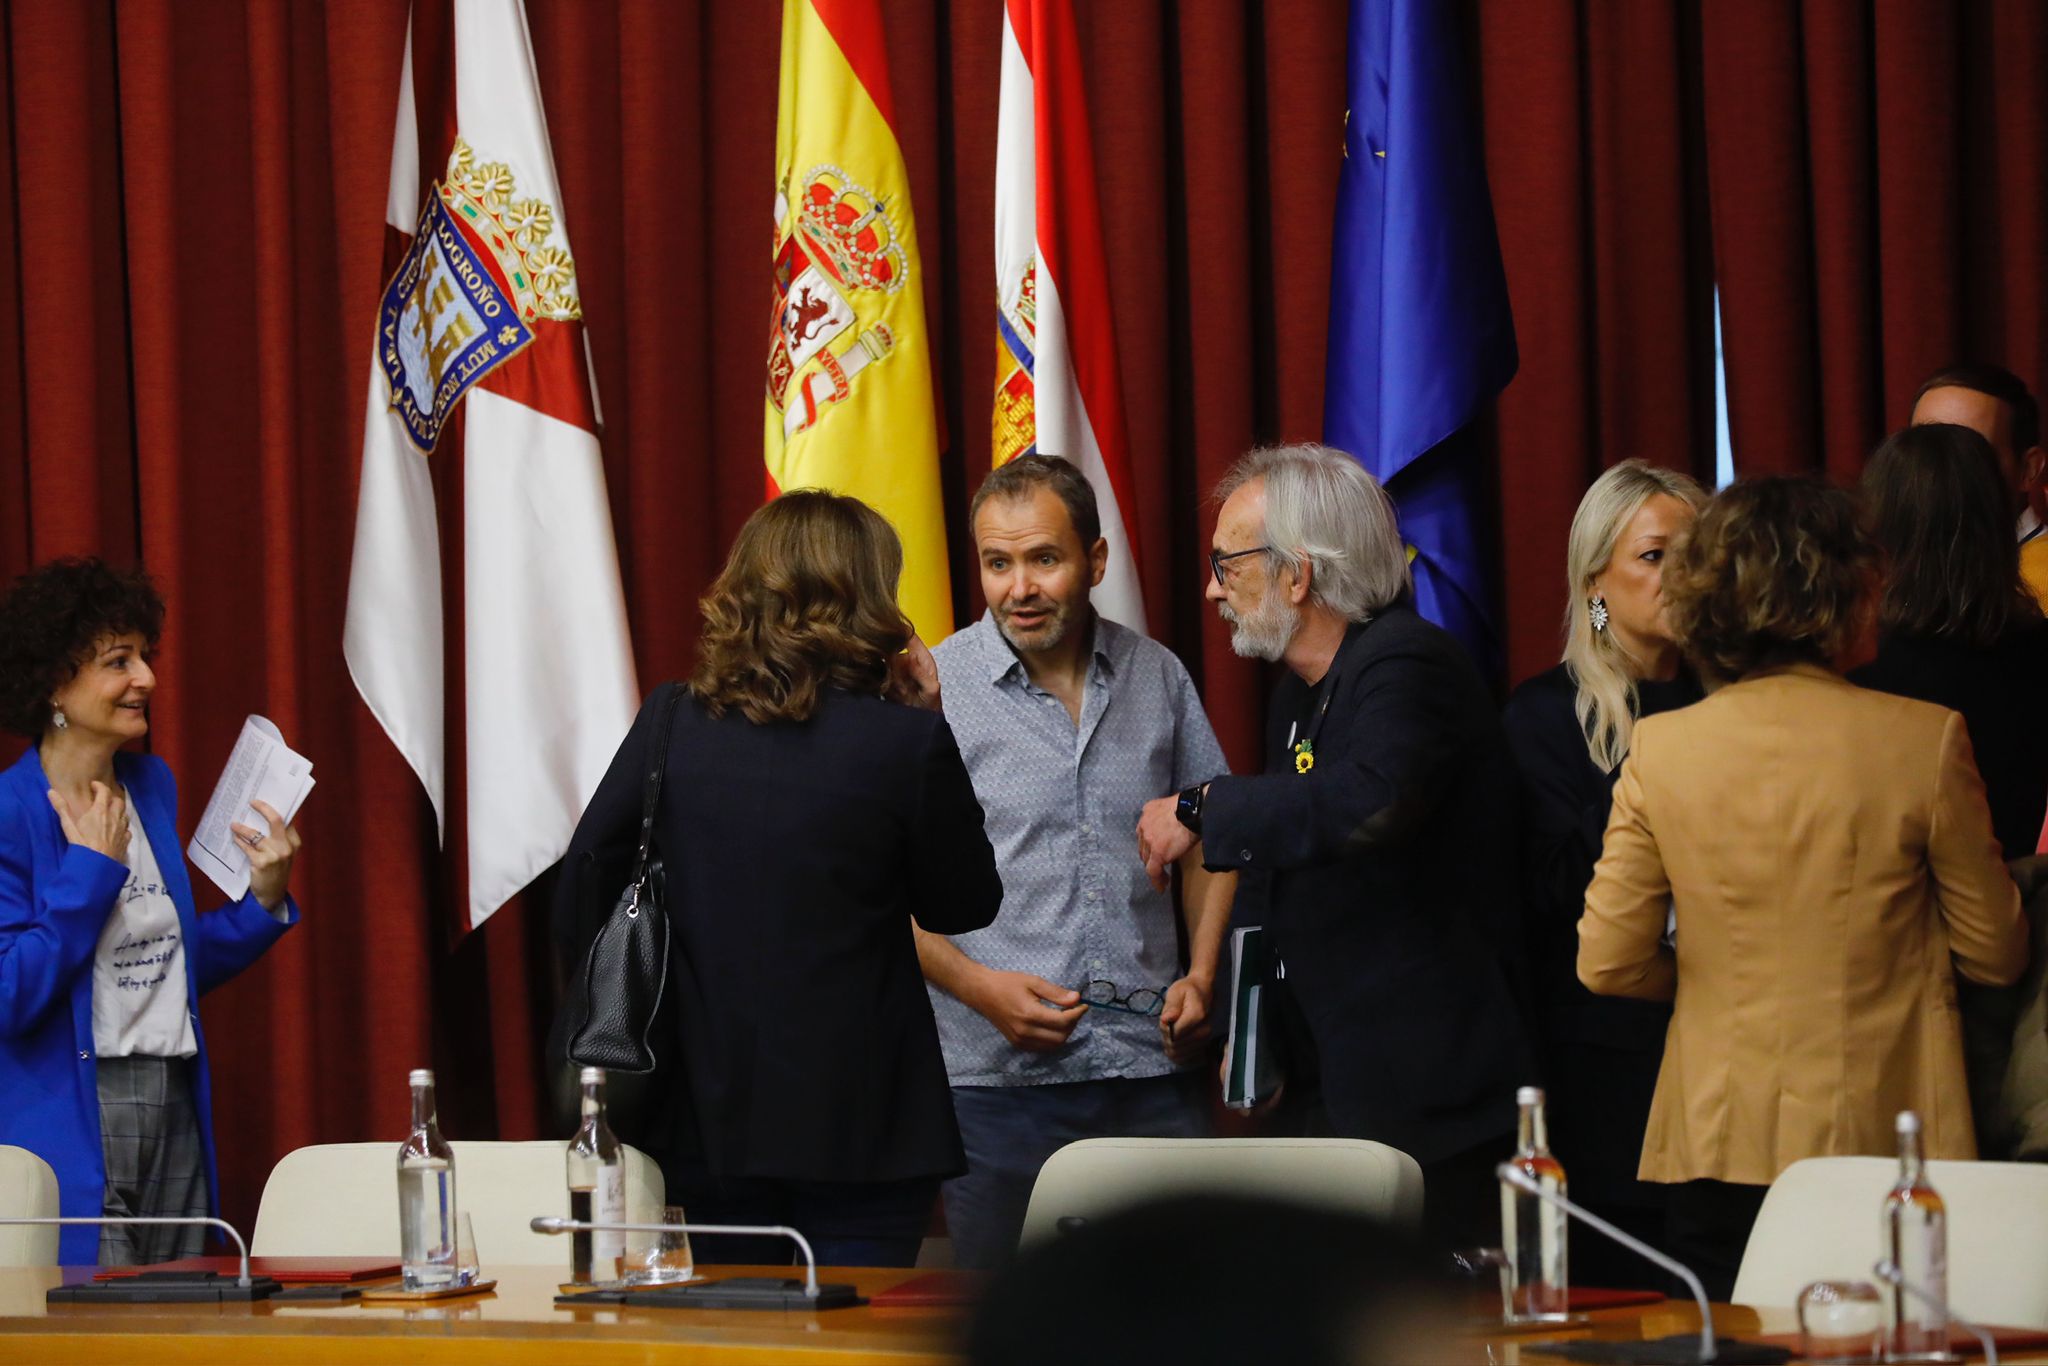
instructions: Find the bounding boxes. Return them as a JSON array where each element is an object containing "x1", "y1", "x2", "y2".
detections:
[{"x1": 766, "y1": 0, "x2": 952, "y2": 641}]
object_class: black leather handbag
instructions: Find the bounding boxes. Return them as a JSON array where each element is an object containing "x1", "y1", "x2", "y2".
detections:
[{"x1": 561, "y1": 681, "x2": 683, "y2": 1074}]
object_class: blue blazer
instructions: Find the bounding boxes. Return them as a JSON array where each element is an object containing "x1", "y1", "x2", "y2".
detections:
[{"x1": 0, "y1": 745, "x2": 297, "y2": 1264}]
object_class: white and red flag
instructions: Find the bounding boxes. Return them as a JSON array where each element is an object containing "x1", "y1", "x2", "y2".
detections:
[
  {"x1": 991, "y1": 0, "x2": 1147, "y2": 632},
  {"x1": 345, "y1": 0, "x2": 638, "y2": 931}
]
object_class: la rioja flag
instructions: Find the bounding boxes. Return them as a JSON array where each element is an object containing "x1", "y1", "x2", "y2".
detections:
[
  {"x1": 992, "y1": 0, "x2": 1147, "y2": 633},
  {"x1": 345, "y1": 0, "x2": 638, "y2": 931}
]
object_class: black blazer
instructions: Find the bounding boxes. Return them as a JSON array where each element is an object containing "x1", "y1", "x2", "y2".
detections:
[
  {"x1": 1501, "y1": 661, "x2": 1700, "y2": 1208},
  {"x1": 1203, "y1": 607, "x2": 1533, "y2": 1165},
  {"x1": 1851, "y1": 623, "x2": 2048, "y2": 859},
  {"x1": 560, "y1": 684, "x2": 1002, "y2": 1184}
]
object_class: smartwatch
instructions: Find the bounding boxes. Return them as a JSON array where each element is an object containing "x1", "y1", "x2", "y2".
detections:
[{"x1": 1174, "y1": 783, "x2": 1206, "y2": 835}]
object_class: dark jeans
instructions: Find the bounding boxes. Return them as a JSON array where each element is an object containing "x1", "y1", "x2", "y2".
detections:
[
  {"x1": 1663, "y1": 1179, "x2": 1769, "y2": 1302},
  {"x1": 944, "y1": 1071, "x2": 1213, "y2": 1269},
  {"x1": 661, "y1": 1161, "x2": 940, "y2": 1268}
]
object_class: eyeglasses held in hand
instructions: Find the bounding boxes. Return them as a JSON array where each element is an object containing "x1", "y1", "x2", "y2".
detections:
[{"x1": 1081, "y1": 979, "x2": 1166, "y2": 1017}]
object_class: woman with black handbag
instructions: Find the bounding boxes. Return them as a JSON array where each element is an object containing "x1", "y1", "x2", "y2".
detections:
[{"x1": 557, "y1": 489, "x2": 1002, "y2": 1268}]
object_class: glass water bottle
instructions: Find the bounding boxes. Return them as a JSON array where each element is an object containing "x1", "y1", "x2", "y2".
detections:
[
  {"x1": 1884, "y1": 1109, "x2": 1948, "y2": 1361},
  {"x1": 566, "y1": 1066, "x2": 627, "y2": 1284},
  {"x1": 1501, "y1": 1084, "x2": 1570, "y2": 1322},
  {"x1": 397, "y1": 1068, "x2": 459, "y2": 1291}
]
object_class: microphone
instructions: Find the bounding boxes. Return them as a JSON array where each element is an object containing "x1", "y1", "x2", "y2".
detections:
[
  {"x1": 529, "y1": 1216, "x2": 859, "y2": 1309},
  {"x1": 1497, "y1": 1162, "x2": 1718, "y2": 1362},
  {"x1": 1872, "y1": 1258, "x2": 1995, "y2": 1366},
  {"x1": 0, "y1": 1214, "x2": 276, "y2": 1301}
]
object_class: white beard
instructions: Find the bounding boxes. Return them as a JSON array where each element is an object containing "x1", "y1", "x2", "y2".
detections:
[{"x1": 1221, "y1": 591, "x2": 1298, "y2": 662}]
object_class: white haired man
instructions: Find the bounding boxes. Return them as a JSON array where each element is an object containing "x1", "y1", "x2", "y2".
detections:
[{"x1": 1136, "y1": 443, "x2": 1532, "y2": 1249}]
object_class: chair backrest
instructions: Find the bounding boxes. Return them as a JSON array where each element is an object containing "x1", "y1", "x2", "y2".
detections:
[
  {"x1": 1732, "y1": 1156, "x2": 2048, "y2": 1327},
  {"x1": 252, "y1": 1140, "x2": 665, "y2": 1267},
  {"x1": 1018, "y1": 1137, "x2": 1424, "y2": 1252},
  {"x1": 0, "y1": 1145, "x2": 59, "y2": 1267}
]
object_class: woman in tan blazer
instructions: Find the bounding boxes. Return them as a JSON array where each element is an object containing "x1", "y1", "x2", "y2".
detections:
[{"x1": 1579, "y1": 475, "x2": 2027, "y2": 1299}]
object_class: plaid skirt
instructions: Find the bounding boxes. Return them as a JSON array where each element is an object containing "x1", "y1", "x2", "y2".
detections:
[{"x1": 95, "y1": 1054, "x2": 208, "y2": 1265}]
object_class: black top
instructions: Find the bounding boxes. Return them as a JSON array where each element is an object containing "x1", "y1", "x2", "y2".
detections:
[
  {"x1": 1502, "y1": 662, "x2": 1702, "y2": 1210},
  {"x1": 559, "y1": 685, "x2": 1002, "y2": 1184},
  {"x1": 1502, "y1": 662, "x2": 1704, "y2": 1048},
  {"x1": 1851, "y1": 624, "x2": 2048, "y2": 859},
  {"x1": 1203, "y1": 607, "x2": 1534, "y2": 1165}
]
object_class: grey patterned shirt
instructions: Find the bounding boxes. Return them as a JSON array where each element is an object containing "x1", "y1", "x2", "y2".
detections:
[{"x1": 928, "y1": 613, "x2": 1229, "y2": 1086}]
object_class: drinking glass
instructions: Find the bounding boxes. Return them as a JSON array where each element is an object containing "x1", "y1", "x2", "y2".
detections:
[
  {"x1": 624, "y1": 1205, "x2": 694, "y2": 1285},
  {"x1": 453, "y1": 1212, "x2": 481, "y2": 1288},
  {"x1": 1797, "y1": 1280, "x2": 1884, "y2": 1363}
]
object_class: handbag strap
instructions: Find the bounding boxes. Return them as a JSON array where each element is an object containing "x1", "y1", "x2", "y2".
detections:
[{"x1": 627, "y1": 682, "x2": 684, "y2": 903}]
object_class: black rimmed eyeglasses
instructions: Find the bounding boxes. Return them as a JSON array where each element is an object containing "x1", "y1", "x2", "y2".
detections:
[
  {"x1": 1080, "y1": 979, "x2": 1166, "y2": 1017},
  {"x1": 1208, "y1": 545, "x2": 1271, "y2": 586}
]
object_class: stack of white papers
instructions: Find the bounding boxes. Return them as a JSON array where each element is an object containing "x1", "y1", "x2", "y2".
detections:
[{"x1": 187, "y1": 715, "x2": 314, "y2": 901}]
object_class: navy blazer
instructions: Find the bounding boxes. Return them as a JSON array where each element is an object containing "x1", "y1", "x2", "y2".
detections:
[
  {"x1": 561, "y1": 685, "x2": 1001, "y2": 1185},
  {"x1": 0, "y1": 746, "x2": 297, "y2": 1264},
  {"x1": 1203, "y1": 608, "x2": 1532, "y2": 1165}
]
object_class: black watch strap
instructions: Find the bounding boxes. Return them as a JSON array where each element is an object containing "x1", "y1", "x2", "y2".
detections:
[{"x1": 1175, "y1": 783, "x2": 1205, "y2": 835}]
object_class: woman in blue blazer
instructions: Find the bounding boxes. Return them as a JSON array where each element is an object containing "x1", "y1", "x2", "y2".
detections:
[{"x1": 0, "y1": 558, "x2": 301, "y2": 1265}]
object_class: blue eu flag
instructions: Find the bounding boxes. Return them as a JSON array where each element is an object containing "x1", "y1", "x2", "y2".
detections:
[{"x1": 1323, "y1": 0, "x2": 1517, "y2": 673}]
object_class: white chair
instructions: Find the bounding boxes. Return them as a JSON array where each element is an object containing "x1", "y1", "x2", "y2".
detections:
[
  {"x1": 252, "y1": 1140, "x2": 664, "y2": 1267},
  {"x1": 1732, "y1": 1156, "x2": 2048, "y2": 1327},
  {"x1": 1018, "y1": 1137, "x2": 1425, "y2": 1252},
  {"x1": 0, "y1": 1145, "x2": 59, "y2": 1267}
]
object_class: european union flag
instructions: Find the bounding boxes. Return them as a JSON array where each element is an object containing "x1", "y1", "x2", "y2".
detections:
[{"x1": 1323, "y1": 0, "x2": 1517, "y2": 674}]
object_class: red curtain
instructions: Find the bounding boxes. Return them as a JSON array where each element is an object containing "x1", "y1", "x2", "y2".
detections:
[
  {"x1": 1702, "y1": 0, "x2": 2048, "y2": 478},
  {"x1": 1478, "y1": 0, "x2": 1718, "y2": 685},
  {"x1": 4, "y1": 0, "x2": 2046, "y2": 1242}
]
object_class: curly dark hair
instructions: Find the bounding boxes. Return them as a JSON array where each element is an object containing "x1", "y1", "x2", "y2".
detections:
[
  {"x1": 0, "y1": 557, "x2": 166, "y2": 738},
  {"x1": 1664, "y1": 476, "x2": 1880, "y2": 683},
  {"x1": 689, "y1": 490, "x2": 913, "y2": 724}
]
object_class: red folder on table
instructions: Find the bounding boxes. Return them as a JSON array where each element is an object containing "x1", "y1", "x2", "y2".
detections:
[
  {"x1": 867, "y1": 1270, "x2": 989, "y2": 1307},
  {"x1": 93, "y1": 1255, "x2": 400, "y2": 1284}
]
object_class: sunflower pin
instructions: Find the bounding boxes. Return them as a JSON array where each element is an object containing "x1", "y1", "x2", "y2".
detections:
[{"x1": 1293, "y1": 738, "x2": 1315, "y2": 774}]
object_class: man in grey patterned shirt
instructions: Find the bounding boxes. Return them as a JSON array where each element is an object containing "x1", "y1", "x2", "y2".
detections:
[{"x1": 919, "y1": 455, "x2": 1236, "y2": 1269}]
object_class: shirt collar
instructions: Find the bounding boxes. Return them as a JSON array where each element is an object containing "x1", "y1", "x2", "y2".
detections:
[
  {"x1": 2021, "y1": 505, "x2": 2043, "y2": 545},
  {"x1": 974, "y1": 609, "x2": 1119, "y2": 685}
]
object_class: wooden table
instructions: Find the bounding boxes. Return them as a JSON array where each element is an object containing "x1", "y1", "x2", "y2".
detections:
[
  {"x1": 1470, "y1": 1299, "x2": 2048, "y2": 1363},
  {"x1": 10, "y1": 1270, "x2": 2047, "y2": 1364},
  {"x1": 0, "y1": 1264, "x2": 965, "y2": 1364}
]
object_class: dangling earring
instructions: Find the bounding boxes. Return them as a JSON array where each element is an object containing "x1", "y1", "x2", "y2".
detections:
[
  {"x1": 1588, "y1": 596, "x2": 1609, "y2": 633},
  {"x1": 51, "y1": 707, "x2": 68, "y2": 731}
]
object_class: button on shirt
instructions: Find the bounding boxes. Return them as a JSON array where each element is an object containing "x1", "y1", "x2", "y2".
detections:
[{"x1": 929, "y1": 613, "x2": 1229, "y2": 1086}]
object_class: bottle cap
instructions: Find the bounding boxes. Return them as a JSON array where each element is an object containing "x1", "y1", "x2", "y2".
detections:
[
  {"x1": 1517, "y1": 1085, "x2": 1545, "y2": 1106},
  {"x1": 1897, "y1": 1110, "x2": 1922, "y2": 1134},
  {"x1": 579, "y1": 1066, "x2": 605, "y2": 1086},
  {"x1": 408, "y1": 1068, "x2": 434, "y2": 1087}
]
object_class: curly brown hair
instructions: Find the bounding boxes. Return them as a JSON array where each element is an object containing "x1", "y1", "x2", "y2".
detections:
[
  {"x1": 0, "y1": 557, "x2": 166, "y2": 738},
  {"x1": 1664, "y1": 476, "x2": 1880, "y2": 683},
  {"x1": 689, "y1": 490, "x2": 914, "y2": 724}
]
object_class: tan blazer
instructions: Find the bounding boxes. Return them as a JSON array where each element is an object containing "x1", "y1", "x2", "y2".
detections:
[{"x1": 1579, "y1": 664, "x2": 2027, "y2": 1186}]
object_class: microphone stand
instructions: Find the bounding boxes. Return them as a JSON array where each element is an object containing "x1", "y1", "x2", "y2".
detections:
[
  {"x1": 530, "y1": 1216, "x2": 861, "y2": 1310},
  {"x1": 1497, "y1": 1162, "x2": 1718, "y2": 1362},
  {"x1": 0, "y1": 1214, "x2": 279, "y2": 1302},
  {"x1": 1873, "y1": 1258, "x2": 1996, "y2": 1366}
]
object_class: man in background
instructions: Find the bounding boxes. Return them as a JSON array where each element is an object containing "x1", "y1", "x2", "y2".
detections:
[
  {"x1": 1912, "y1": 362, "x2": 2048, "y2": 605},
  {"x1": 920, "y1": 454, "x2": 1236, "y2": 1268}
]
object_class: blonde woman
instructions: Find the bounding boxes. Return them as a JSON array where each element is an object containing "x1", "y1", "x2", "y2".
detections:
[{"x1": 1502, "y1": 459, "x2": 1704, "y2": 1287}]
